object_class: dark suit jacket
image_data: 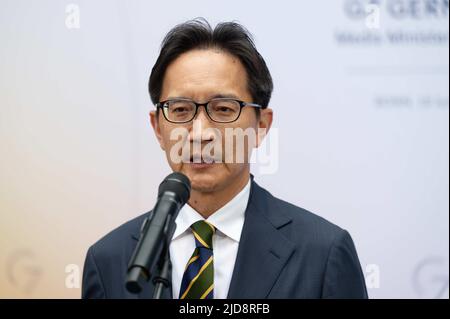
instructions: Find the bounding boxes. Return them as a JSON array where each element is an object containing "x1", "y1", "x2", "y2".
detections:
[{"x1": 82, "y1": 178, "x2": 368, "y2": 299}]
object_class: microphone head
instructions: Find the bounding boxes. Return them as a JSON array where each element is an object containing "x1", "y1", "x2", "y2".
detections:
[{"x1": 158, "y1": 172, "x2": 191, "y2": 204}]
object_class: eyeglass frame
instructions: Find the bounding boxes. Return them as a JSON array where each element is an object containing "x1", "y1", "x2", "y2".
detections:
[{"x1": 155, "y1": 97, "x2": 266, "y2": 123}]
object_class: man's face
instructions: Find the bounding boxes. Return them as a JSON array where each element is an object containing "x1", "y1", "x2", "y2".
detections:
[{"x1": 150, "y1": 49, "x2": 272, "y2": 193}]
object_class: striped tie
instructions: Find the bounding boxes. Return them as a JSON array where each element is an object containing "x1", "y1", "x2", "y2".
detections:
[{"x1": 179, "y1": 220, "x2": 215, "y2": 299}]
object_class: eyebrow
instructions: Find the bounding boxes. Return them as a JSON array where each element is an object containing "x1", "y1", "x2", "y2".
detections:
[{"x1": 165, "y1": 93, "x2": 241, "y2": 101}]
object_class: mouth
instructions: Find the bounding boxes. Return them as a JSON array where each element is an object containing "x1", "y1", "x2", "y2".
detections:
[{"x1": 187, "y1": 154, "x2": 218, "y2": 168}]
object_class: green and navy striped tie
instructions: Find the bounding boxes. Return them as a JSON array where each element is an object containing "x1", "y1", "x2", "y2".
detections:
[{"x1": 179, "y1": 220, "x2": 215, "y2": 299}]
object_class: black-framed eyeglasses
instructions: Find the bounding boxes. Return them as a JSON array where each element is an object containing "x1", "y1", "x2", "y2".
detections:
[{"x1": 155, "y1": 98, "x2": 265, "y2": 123}]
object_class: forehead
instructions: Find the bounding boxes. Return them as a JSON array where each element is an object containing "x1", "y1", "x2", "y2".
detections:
[{"x1": 160, "y1": 49, "x2": 250, "y2": 101}]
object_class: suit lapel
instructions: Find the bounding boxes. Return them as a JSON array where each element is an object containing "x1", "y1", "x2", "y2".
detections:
[{"x1": 227, "y1": 180, "x2": 295, "y2": 298}]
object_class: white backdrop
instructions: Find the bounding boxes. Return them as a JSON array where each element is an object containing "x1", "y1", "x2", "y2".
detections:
[{"x1": 0, "y1": 0, "x2": 448, "y2": 298}]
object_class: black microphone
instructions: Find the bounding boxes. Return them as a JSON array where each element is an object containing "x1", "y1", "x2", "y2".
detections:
[{"x1": 125, "y1": 172, "x2": 191, "y2": 294}]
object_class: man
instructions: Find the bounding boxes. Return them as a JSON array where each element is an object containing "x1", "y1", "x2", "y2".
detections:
[{"x1": 82, "y1": 19, "x2": 368, "y2": 299}]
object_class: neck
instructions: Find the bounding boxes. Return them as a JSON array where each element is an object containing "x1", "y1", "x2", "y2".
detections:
[{"x1": 188, "y1": 171, "x2": 250, "y2": 218}]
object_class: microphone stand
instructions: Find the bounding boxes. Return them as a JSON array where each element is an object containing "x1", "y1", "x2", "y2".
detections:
[
  {"x1": 152, "y1": 249, "x2": 171, "y2": 299},
  {"x1": 152, "y1": 212, "x2": 177, "y2": 299}
]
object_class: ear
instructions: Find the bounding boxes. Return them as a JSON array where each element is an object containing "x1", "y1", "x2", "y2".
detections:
[
  {"x1": 256, "y1": 107, "x2": 273, "y2": 147},
  {"x1": 150, "y1": 110, "x2": 165, "y2": 151}
]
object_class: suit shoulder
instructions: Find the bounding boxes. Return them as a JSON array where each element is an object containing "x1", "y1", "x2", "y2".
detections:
[
  {"x1": 278, "y1": 196, "x2": 343, "y2": 234},
  {"x1": 88, "y1": 212, "x2": 148, "y2": 257},
  {"x1": 255, "y1": 183, "x2": 347, "y2": 245}
]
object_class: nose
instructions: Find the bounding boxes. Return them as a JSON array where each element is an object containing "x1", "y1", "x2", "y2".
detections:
[{"x1": 189, "y1": 105, "x2": 216, "y2": 143}]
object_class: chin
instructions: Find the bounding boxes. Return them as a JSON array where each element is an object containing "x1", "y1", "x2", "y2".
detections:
[{"x1": 181, "y1": 164, "x2": 226, "y2": 193}]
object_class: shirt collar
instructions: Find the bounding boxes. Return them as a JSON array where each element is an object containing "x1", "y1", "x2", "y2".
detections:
[{"x1": 172, "y1": 178, "x2": 251, "y2": 243}]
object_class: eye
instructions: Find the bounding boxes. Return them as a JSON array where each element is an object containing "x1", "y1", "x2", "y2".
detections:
[
  {"x1": 168, "y1": 101, "x2": 193, "y2": 114},
  {"x1": 172, "y1": 106, "x2": 189, "y2": 113},
  {"x1": 217, "y1": 106, "x2": 233, "y2": 112},
  {"x1": 210, "y1": 100, "x2": 239, "y2": 114}
]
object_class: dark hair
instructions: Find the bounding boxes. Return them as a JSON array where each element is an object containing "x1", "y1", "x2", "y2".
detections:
[{"x1": 148, "y1": 18, "x2": 273, "y2": 109}]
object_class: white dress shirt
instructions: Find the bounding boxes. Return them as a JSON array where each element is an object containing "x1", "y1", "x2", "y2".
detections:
[{"x1": 169, "y1": 178, "x2": 251, "y2": 299}]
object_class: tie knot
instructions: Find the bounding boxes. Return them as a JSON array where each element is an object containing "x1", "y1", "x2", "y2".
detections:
[{"x1": 191, "y1": 220, "x2": 215, "y2": 249}]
